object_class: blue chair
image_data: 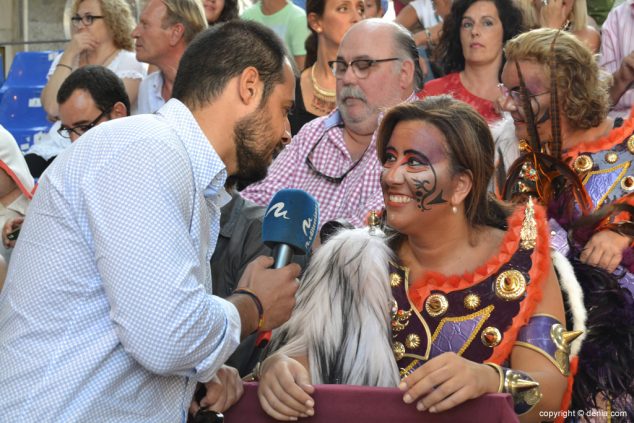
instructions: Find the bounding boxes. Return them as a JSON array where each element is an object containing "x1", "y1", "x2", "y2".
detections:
[
  {"x1": 0, "y1": 86, "x2": 53, "y2": 152},
  {"x1": 0, "y1": 50, "x2": 59, "y2": 98}
]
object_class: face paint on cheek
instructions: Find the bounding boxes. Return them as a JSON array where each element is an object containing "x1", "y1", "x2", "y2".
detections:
[{"x1": 410, "y1": 162, "x2": 447, "y2": 212}]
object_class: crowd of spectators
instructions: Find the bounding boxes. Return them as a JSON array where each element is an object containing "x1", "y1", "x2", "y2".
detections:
[{"x1": 0, "y1": 0, "x2": 633, "y2": 421}]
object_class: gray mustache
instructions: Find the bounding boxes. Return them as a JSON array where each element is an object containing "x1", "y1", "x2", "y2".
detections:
[{"x1": 338, "y1": 86, "x2": 367, "y2": 103}]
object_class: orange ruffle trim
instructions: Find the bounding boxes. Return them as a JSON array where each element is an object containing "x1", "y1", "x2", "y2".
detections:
[
  {"x1": 555, "y1": 356, "x2": 578, "y2": 423},
  {"x1": 407, "y1": 203, "x2": 551, "y2": 365},
  {"x1": 564, "y1": 115, "x2": 634, "y2": 158}
]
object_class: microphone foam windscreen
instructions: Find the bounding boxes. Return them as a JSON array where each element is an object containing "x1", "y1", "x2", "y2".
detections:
[{"x1": 262, "y1": 189, "x2": 319, "y2": 255}]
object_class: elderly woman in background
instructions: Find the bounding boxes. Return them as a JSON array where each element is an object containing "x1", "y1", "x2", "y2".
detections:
[
  {"x1": 202, "y1": 0, "x2": 239, "y2": 25},
  {"x1": 500, "y1": 28, "x2": 634, "y2": 417},
  {"x1": 257, "y1": 96, "x2": 576, "y2": 422},
  {"x1": 41, "y1": 0, "x2": 145, "y2": 118},
  {"x1": 517, "y1": 0, "x2": 600, "y2": 52},
  {"x1": 289, "y1": 0, "x2": 364, "y2": 135}
]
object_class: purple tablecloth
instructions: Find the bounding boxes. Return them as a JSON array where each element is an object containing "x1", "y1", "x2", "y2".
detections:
[{"x1": 224, "y1": 383, "x2": 519, "y2": 422}]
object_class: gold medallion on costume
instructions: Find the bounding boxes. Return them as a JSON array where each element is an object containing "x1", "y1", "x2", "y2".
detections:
[
  {"x1": 390, "y1": 272, "x2": 402, "y2": 287},
  {"x1": 481, "y1": 326, "x2": 502, "y2": 347},
  {"x1": 425, "y1": 293, "x2": 449, "y2": 317},
  {"x1": 573, "y1": 155, "x2": 593, "y2": 173},
  {"x1": 463, "y1": 293, "x2": 481, "y2": 310},
  {"x1": 495, "y1": 270, "x2": 526, "y2": 301},
  {"x1": 621, "y1": 175, "x2": 634, "y2": 192},
  {"x1": 405, "y1": 333, "x2": 421, "y2": 349},
  {"x1": 393, "y1": 341, "x2": 406, "y2": 360},
  {"x1": 605, "y1": 152, "x2": 618, "y2": 164},
  {"x1": 627, "y1": 135, "x2": 634, "y2": 154}
]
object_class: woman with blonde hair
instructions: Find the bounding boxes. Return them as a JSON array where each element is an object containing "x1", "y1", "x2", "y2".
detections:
[
  {"x1": 41, "y1": 0, "x2": 146, "y2": 118},
  {"x1": 500, "y1": 28, "x2": 634, "y2": 417}
]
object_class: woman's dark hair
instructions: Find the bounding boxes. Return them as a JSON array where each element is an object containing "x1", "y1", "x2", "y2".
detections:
[
  {"x1": 377, "y1": 95, "x2": 512, "y2": 233},
  {"x1": 304, "y1": 0, "x2": 327, "y2": 69},
  {"x1": 214, "y1": 0, "x2": 239, "y2": 24},
  {"x1": 433, "y1": 0, "x2": 524, "y2": 75}
]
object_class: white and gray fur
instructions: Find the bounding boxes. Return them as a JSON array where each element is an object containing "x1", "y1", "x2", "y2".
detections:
[
  {"x1": 268, "y1": 228, "x2": 400, "y2": 387},
  {"x1": 551, "y1": 250, "x2": 587, "y2": 356}
]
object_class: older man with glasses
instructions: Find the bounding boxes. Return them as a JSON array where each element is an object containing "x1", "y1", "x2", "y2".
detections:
[{"x1": 242, "y1": 19, "x2": 423, "y2": 230}]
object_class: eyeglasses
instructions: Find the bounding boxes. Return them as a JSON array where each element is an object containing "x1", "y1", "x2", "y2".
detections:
[
  {"x1": 71, "y1": 14, "x2": 105, "y2": 28},
  {"x1": 328, "y1": 58, "x2": 401, "y2": 79},
  {"x1": 305, "y1": 127, "x2": 370, "y2": 183},
  {"x1": 498, "y1": 83, "x2": 550, "y2": 115},
  {"x1": 58, "y1": 109, "x2": 109, "y2": 139}
]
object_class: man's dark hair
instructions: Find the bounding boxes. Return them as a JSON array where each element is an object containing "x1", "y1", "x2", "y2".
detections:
[
  {"x1": 57, "y1": 65, "x2": 131, "y2": 116},
  {"x1": 173, "y1": 20, "x2": 294, "y2": 110}
]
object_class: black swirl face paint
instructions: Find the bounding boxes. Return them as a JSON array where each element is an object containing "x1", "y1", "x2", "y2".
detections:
[{"x1": 411, "y1": 156, "x2": 447, "y2": 212}]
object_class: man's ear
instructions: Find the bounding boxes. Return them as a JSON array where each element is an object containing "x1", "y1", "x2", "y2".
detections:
[
  {"x1": 451, "y1": 169, "x2": 473, "y2": 207},
  {"x1": 169, "y1": 23, "x2": 185, "y2": 46},
  {"x1": 400, "y1": 59, "x2": 415, "y2": 90},
  {"x1": 111, "y1": 101, "x2": 128, "y2": 119},
  {"x1": 237, "y1": 66, "x2": 262, "y2": 106}
]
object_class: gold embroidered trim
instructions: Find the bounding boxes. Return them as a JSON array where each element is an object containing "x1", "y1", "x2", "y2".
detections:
[
  {"x1": 581, "y1": 160, "x2": 630, "y2": 208},
  {"x1": 429, "y1": 305, "x2": 495, "y2": 356}
]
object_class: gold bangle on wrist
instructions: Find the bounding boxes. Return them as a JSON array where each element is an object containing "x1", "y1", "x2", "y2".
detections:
[{"x1": 484, "y1": 362, "x2": 504, "y2": 393}]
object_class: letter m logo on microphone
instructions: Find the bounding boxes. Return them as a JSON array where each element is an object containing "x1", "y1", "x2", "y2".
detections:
[{"x1": 265, "y1": 202, "x2": 290, "y2": 220}]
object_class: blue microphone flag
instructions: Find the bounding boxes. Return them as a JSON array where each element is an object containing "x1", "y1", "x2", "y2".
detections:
[{"x1": 262, "y1": 189, "x2": 319, "y2": 255}]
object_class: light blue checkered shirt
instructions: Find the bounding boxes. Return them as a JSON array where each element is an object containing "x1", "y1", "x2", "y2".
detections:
[{"x1": 0, "y1": 99, "x2": 241, "y2": 421}]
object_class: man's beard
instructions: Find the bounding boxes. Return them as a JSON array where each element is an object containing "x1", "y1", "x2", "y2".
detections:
[{"x1": 227, "y1": 108, "x2": 275, "y2": 190}]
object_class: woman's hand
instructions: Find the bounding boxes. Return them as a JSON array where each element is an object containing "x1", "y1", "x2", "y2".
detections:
[
  {"x1": 257, "y1": 354, "x2": 315, "y2": 421},
  {"x1": 580, "y1": 229, "x2": 631, "y2": 273},
  {"x1": 539, "y1": 0, "x2": 571, "y2": 29},
  {"x1": 189, "y1": 365, "x2": 244, "y2": 414},
  {"x1": 399, "y1": 352, "x2": 499, "y2": 413},
  {"x1": 66, "y1": 31, "x2": 99, "y2": 60}
]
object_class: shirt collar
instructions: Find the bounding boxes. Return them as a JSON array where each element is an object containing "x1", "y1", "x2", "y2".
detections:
[{"x1": 156, "y1": 99, "x2": 229, "y2": 203}]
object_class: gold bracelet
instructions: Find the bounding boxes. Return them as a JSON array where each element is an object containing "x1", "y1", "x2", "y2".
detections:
[
  {"x1": 57, "y1": 63, "x2": 73, "y2": 72},
  {"x1": 484, "y1": 362, "x2": 504, "y2": 393}
]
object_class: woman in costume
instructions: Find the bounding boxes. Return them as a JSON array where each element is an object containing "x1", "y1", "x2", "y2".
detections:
[
  {"x1": 500, "y1": 28, "x2": 634, "y2": 416},
  {"x1": 257, "y1": 96, "x2": 581, "y2": 422}
]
